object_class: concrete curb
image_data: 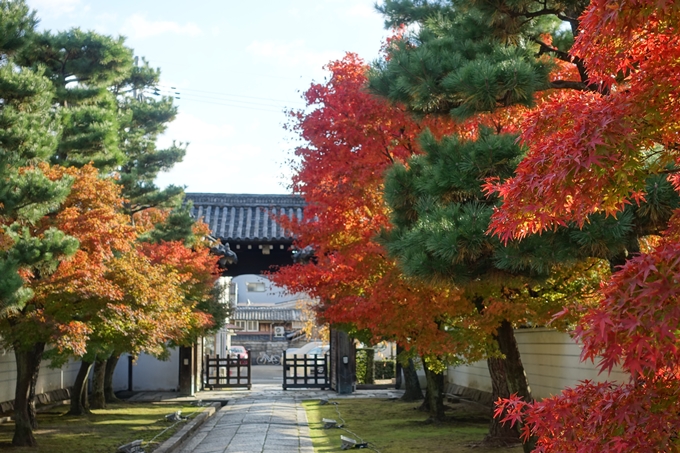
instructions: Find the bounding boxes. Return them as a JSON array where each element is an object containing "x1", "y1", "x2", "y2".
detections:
[{"x1": 153, "y1": 402, "x2": 221, "y2": 453}]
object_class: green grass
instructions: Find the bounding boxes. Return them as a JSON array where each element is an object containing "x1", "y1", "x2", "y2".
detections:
[
  {"x1": 304, "y1": 398, "x2": 522, "y2": 453},
  {"x1": 0, "y1": 402, "x2": 204, "y2": 452}
]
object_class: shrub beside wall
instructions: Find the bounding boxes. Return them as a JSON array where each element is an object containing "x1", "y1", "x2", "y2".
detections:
[
  {"x1": 356, "y1": 350, "x2": 396, "y2": 383},
  {"x1": 356, "y1": 349, "x2": 375, "y2": 384},
  {"x1": 374, "y1": 360, "x2": 395, "y2": 380}
]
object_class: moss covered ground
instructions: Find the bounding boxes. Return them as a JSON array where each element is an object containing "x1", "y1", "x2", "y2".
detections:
[
  {"x1": 304, "y1": 397, "x2": 522, "y2": 453},
  {"x1": 0, "y1": 401, "x2": 201, "y2": 452}
]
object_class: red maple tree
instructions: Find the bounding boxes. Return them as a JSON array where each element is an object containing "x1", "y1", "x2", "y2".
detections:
[
  {"x1": 272, "y1": 54, "x2": 471, "y2": 359},
  {"x1": 138, "y1": 239, "x2": 219, "y2": 340},
  {"x1": 490, "y1": 2, "x2": 680, "y2": 451}
]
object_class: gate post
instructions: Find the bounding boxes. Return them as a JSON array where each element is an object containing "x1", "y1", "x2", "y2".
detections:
[
  {"x1": 179, "y1": 345, "x2": 194, "y2": 396},
  {"x1": 247, "y1": 349, "x2": 252, "y2": 389},
  {"x1": 332, "y1": 328, "x2": 354, "y2": 395},
  {"x1": 282, "y1": 351, "x2": 288, "y2": 390}
]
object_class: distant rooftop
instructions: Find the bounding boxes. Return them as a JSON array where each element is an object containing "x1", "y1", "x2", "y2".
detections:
[
  {"x1": 233, "y1": 306, "x2": 307, "y2": 322},
  {"x1": 185, "y1": 193, "x2": 305, "y2": 241}
]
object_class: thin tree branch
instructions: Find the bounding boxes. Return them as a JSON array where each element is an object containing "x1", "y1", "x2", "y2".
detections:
[
  {"x1": 533, "y1": 38, "x2": 570, "y2": 62},
  {"x1": 548, "y1": 80, "x2": 589, "y2": 90}
]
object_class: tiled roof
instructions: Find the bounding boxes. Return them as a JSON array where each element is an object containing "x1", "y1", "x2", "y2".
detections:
[
  {"x1": 185, "y1": 193, "x2": 305, "y2": 241},
  {"x1": 233, "y1": 307, "x2": 307, "y2": 322}
]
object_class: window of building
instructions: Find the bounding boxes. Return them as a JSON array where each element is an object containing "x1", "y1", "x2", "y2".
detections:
[
  {"x1": 246, "y1": 282, "x2": 266, "y2": 292},
  {"x1": 235, "y1": 320, "x2": 259, "y2": 332}
]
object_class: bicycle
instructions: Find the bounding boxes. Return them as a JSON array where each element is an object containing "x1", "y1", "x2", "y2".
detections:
[{"x1": 257, "y1": 351, "x2": 281, "y2": 365}]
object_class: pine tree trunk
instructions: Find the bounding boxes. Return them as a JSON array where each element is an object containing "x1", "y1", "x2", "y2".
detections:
[
  {"x1": 90, "y1": 358, "x2": 106, "y2": 409},
  {"x1": 496, "y1": 320, "x2": 537, "y2": 452},
  {"x1": 69, "y1": 360, "x2": 93, "y2": 415},
  {"x1": 419, "y1": 364, "x2": 446, "y2": 422},
  {"x1": 486, "y1": 356, "x2": 521, "y2": 444},
  {"x1": 28, "y1": 361, "x2": 39, "y2": 430},
  {"x1": 12, "y1": 342, "x2": 45, "y2": 447},
  {"x1": 401, "y1": 357, "x2": 424, "y2": 401},
  {"x1": 104, "y1": 354, "x2": 121, "y2": 403}
]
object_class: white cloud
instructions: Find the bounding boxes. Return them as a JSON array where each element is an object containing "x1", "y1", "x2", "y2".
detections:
[
  {"x1": 29, "y1": 0, "x2": 82, "y2": 16},
  {"x1": 246, "y1": 40, "x2": 340, "y2": 71},
  {"x1": 95, "y1": 12, "x2": 118, "y2": 23},
  {"x1": 155, "y1": 142, "x2": 275, "y2": 193},
  {"x1": 121, "y1": 14, "x2": 202, "y2": 39},
  {"x1": 154, "y1": 141, "x2": 237, "y2": 192},
  {"x1": 229, "y1": 144, "x2": 262, "y2": 161},
  {"x1": 155, "y1": 112, "x2": 276, "y2": 193}
]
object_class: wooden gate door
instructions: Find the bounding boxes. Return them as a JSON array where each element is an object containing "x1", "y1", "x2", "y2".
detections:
[
  {"x1": 204, "y1": 352, "x2": 252, "y2": 390},
  {"x1": 282, "y1": 351, "x2": 329, "y2": 390}
]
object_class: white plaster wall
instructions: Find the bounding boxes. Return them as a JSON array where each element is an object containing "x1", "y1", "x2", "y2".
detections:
[
  {"x1": 232, "y1": 274, "x2": 309, "y2": 306},
  {"x1": 0, "y1": 349, "x2": 80, "y2": 403},
  {"x1": 448, "y1": 359, "x2": 493, "y2": 394},
  {"x1": 112, "y1": 349, "x2": 180, "y2": 392},
  {"x1": 447, "y1": 328, "x2": 628, "y2": 400}
]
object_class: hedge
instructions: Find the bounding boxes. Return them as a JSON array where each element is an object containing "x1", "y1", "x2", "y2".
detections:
[{"x1": 374, "y1": 360, "x2": 395, "y2": 380}]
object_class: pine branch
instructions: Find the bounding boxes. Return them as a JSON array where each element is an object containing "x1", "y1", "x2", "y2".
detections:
[
  {"x1": 556, "y1": 13, "x2": 579, "y2": 23},
  {"x1": 548, "y1": 80, "x2": 589, "y2": 91},
  {"x1": 533, "y1": 38, "x2": 570, "y2": 62},
  {"x1": 516, "y1": 7, "x2": 563, "y2": 19},
  {"x1": 654, "y1": 167, "x2": 680, "y2": 175}
]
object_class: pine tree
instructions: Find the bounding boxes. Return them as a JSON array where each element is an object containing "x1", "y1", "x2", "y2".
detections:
[
  {"x1": 17, "y1": 28, "x2": 133, "y2": 171},
  {"x1": 0, "y1": 1, "x2": 79, "y2": 446},
  {"x1": 94, "y1": 56, "x2": 194, "y2": 407},
  {"x1": 382, "y1": 126, "x2": 597, "y2": 446},
  {"x1": 1, "y1": 7, "x2": 213, "y2": 436},
  {"x1": 16, "y1": 21, "x2": 214, "y2": 412},
  {"x1": 113, "y1": 57, "x2": 187, "y2": 215}
]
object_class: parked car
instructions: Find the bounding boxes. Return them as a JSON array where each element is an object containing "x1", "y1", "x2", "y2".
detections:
[
  {"x1": 306, "y1": 345, "x2": 330, "y2": 357},
  {"x1": 285, "y1": 341, "x2": 323, "y2": 358},
  {"x1": 228, "y1": 346, "x2": 249, "y2": 364},
  {"x1": 285, "y1": 343, "x2": 329, "y2": 377}
]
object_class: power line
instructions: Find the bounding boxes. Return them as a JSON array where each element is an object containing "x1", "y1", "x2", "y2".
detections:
[
  {"x1": 147, "y1": 86, "x2": 308, "y2": 113},
  {"x1": 157, "y1": 84, "x2": 306, "y2": 106},
  {"x1": 152, "y1": 87, "x2": 294, "y2": 110},
  {"x1": 175, "y1": 97, "x2": 285, "y2": 112},
  {"x1": 141, "y1": 58, "x2": 314, "y2": 82},
  {"x1": 148, "y1": 91, "x2": 287, "y2": 112}
]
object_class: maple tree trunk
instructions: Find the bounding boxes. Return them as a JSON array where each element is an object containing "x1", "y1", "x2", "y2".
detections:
[
  {"x1": 104, "y1": 354, "x2": 121, "y2": 403},
  {"x1": 486, "y1": 356, "x2": 521, "y2": 443},
  {"x1": 364, "y1": 349, "x2": 375, "y2": 384},
  {"x1": 12, "y1": 342, "x2": 45, "y2": 447},
  {"x1": 69, "y1": 360, "x2": 93, "y2": 415},
  {"x1": 90, "y1": 358, "x2": 106, "y2": 409},
  {"x1": 496, "y1": 320, "x2": 537, "y2": 453},
  {"x1": 419, "y1": 362, "x2": 446, "y2": 422},
  {"x1": 401, "y1": 356, "x2": 424, "y2": 401}
]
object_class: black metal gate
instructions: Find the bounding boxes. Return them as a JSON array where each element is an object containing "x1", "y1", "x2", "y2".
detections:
[
  {"x1": 204, "y1": 352, "x2": 251, "y2": 390},
  {"x1": 282, "y1": 351, "x2": 329, "y2": 390}
]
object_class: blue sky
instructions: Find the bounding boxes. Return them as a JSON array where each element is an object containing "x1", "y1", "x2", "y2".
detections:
[{"x1": 25, "y1": 0, "x2": 390, "y2": 194}]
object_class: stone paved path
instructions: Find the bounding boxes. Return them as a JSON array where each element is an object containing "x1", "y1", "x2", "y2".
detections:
[
  {"x1": 177, "y1": 393, "x2": 313, "y2": 453},
  {"x1": 132, "y1": 384, "x2": 404, "y2": 453}
]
